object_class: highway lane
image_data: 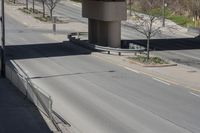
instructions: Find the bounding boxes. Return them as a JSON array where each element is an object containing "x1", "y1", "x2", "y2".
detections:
[{"x1": 3, "y1": 12, "x2": 200, "y2": 133}]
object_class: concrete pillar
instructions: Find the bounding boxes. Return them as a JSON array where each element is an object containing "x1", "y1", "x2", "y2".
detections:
[
  {"x1": 82, "y1": 0, "x2": 127, "y2": 48},
  {"x1": 88, "y1": 19, "x2": 98, "y2": 44},
  {"x1": 97, "y1": 21, "x2": 121, "y2": 47}
]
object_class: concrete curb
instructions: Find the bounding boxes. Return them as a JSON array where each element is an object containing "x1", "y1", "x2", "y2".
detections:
[{"x1": 126, "y1": 58, "x2": 177, "y2": 67}]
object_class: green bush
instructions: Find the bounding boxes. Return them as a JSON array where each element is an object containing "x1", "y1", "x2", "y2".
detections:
[{"x1": 128, "y1": 56, "x2": 168, "y2": 64}]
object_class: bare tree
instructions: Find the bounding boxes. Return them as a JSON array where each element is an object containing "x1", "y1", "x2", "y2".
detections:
[
  {"x1": 128, "y1": 0, "x2": 132, "y2": 16},
  {"x1": 132, "y1": 0, "x2": 162, "y2": 59},
  {"x1": 32, "y1": 0, "x2": 35, "y2": 13},
  {"x1": 190, "y1": 0, "x2": 200, "y2": 27},
  {"x1": 25, "y1": 0, "x2": 29, "y2": 9},
  {"x1": 46, "y1": 0, "x2": 60, "y2": 20}
]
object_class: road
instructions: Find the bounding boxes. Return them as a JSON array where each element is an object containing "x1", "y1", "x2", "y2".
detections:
[{"x1": 3, "y1": 8, "x2": 200, "y2": 133}]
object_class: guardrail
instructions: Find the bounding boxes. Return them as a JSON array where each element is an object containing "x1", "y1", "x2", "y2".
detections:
[
  {"x1": 68, "y1": 32, "x2": 146, "y2": 56},
  {"x1": 187, "y1": 26, "x2": 200, "y2": 34},
  {"x1": 5, "y1": 60, "x2": 65, "y2": 133}
]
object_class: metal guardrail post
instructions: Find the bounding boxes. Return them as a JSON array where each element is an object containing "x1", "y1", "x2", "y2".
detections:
[
  {"x1": 77, "y1": 32, "x2": 80, "y2": 39},
  {"x1": 52, "y1": 16, "x2": 57, "y2": 33}
]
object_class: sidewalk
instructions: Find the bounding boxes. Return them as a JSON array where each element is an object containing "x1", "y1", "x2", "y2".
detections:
[
  {"x1": 0, "y1": 77, "x2": 52, "y2": 133},
  {"x1": 5, "y1": 3, "x2": 87, "y2": 42}
]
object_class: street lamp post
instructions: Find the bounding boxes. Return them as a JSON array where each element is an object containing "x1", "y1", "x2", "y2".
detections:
[
  {"x1": 1, "y1": 0, "x2": 6, "y2": 77},
  {"x1": 162, "y1": 0, "x2": 167, "y2": 27},
  {"x1": 129, "y1": 0, "x2": 132, "y2": 16}
]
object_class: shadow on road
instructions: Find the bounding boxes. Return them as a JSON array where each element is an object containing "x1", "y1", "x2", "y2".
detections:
[
  {"x1": 0, "y1": 78, "x2": 52, "y2": 133},
  {"x1": 122, "y1": 37, "x2": 200, "y2": 51},
  {"x1": 6, "y1": 41, "x2": 92, "y2": 60}
]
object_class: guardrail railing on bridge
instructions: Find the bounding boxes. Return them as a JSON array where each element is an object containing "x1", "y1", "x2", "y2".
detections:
[{"x1": 67, "y1": 32, "x2": 146, "y2": 56}]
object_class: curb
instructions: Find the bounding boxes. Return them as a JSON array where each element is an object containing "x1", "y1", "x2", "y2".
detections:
[{"x1": 127, "y1": 58, "x2": 177, "y2": 67}]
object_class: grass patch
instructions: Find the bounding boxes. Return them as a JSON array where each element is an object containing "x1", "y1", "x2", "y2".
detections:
[
  {"x1": 34, "y1": 16, "x2": 51, "y2": 22},
  {"x1": 167, "y1": 15, "x2": 192, "y2": 27},
  {"x1": 19, "y1": 7, "x2": 50, "y2": 22},
  {"x1": 132, "y1": 7, "x2": 196, "y2": 27},
  {"x1": 128, "y1": 55, "x2": 168, "y2": 65}
]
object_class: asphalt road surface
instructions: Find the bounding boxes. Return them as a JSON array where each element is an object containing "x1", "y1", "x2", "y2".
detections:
[{"x1": 2, "y1": 9, "x2": 200, "y2": 133}]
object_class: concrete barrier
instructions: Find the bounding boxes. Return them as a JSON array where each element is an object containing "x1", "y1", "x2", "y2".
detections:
[
  {"x1": 5, "y1": 61, "x2": 52, "y2": 117},
  {"x1": 188, "y1": 27, "x2": 200, "y2": 34},
  {"x1": 5, "y1": 61, "x2": 70, "y2": 132}
]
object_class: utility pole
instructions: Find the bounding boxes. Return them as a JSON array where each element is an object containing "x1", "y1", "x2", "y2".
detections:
[
  {"x1": 33, "y1": 0, "x2": 35, "y2": 13},
  {"x1": 129, "y1": 0, "x2": 132, "y2": 16},
  {"x1": 26, "y1": 0, "x2": 28, "y2": 9},
  {"x1": 162, "y1": 0, "x2": 167, "y2": 27},
  {"x1": 1, "y1": 0, "x2": 6, "y2": 77}
]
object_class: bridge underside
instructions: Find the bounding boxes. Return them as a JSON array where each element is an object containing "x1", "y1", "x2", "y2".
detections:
[{"x1": 82, "y1": 0, "x2": 127, "y2": 48}]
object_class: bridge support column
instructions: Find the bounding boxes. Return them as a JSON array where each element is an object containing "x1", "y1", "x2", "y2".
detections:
[
  {"x1": 82, "y1": 0, "x2": 127, "y2": 48},
  {"x1": 97, "y1": 21, "x2": 121, "y2": 48},
  {"x1": 88, "y1": 19, "x2": 98, "y2": 44}
]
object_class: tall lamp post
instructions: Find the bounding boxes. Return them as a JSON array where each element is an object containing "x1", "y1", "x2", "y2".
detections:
[
  {"x1": 1, "y1": 0, "x2": 6, "y2": 77},
  {"x1": 162, "y1": 0, "x2": 167, "y2": 27},
  {"x1": 129, "y1": 0, "x2": 132, "y2": 16}
]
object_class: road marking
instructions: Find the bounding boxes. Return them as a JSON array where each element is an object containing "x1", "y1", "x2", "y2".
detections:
[
  {"x1": 124, "y1": 67, "x2": 140, "y2": 74},
  {"x1": 141, "y1": 72, "x2": 179, "y2": 85},
  {"x1": 72, "y1": 3, "x2": 81, "y2": 7},
  {"x1": 152, "y1": 77, "x2": 171, "y2": 86},
  {"x1": 92, "y1": 53, "x2": 179, "y2": 86},
  {"x1": 175, "y1": 51, "x2": 200, "y2": 60},
  {"x1": 190, "y1": 88, "x2": 200, "y2": 93},
  {"x1": 190, "y1": 92, "x2": 200, "y2": 98},
  {"x1": 23, "y1": 22, "x2": 27, "y2": 25}
]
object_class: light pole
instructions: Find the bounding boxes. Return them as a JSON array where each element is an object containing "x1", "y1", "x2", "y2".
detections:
[
  {"x1": 162, "y1": 0, "x2": 167, "y2": 27},
  {"x1": 1, "y1": 0, "x2": 6, "y2": 77},
  {"x1": 129, "y1": 0, "x2": 132, "y2": 16}
]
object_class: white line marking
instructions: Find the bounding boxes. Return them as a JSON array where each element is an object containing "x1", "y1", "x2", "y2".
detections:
[
  {"x1": 175, "y1": 51, "x2": 200, "y2": 60},
  {"x1": 124, "y1": 67, "x2": 140, "y2": 74},
  {"x1": 23, "y1": 22, "x2": 27, "y2": 25},
  {"x1": 152, "y1": 77, "x2": 171, "y2": 86},
  {"x1": 190, "y1": 92, "x2": 200, "y2": 98},
  {"x1": 72, "y1": 3, "x2": 81, "y2": 7}
]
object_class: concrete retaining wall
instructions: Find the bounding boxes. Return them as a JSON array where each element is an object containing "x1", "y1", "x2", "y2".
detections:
[{"x1": 6, "y1": 61, "x2": 52, "y2": 117}]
